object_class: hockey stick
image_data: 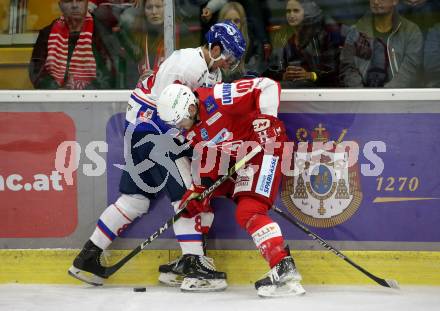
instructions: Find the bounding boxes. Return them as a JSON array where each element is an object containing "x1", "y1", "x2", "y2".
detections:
[
  {"x1": 271, "y1": 205, "x2": 400, "y2": 289},
  {"x1": 101, "y1": 144, "x2": 263, "y2": 278}
]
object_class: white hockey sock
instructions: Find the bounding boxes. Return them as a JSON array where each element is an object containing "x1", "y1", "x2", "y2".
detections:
[
  {"x1": 172, "y1": 200, "x2": 214, "y2": 255},
  {"x1": 173, "y1": 215, "x2": 204, "y2": 255},
  {"x1": 90, "y1": 203, "x2": 133, "y2": 250}
]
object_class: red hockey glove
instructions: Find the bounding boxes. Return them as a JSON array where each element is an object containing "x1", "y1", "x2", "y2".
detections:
[{"x1": 179, "y1": 184, "x2": 212, "y2": 218}]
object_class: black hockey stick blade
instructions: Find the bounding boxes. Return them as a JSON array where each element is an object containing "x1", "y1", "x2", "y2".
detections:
[
  {"x1": 101, "y1": 145, "x2": 263, "y2": 278},
  {"x1": 271, "y1": 205, "x2": 400, "y2": 289}
]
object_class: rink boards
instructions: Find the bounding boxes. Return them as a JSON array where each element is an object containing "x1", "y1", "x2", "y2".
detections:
[
  {"x1": 1, "y1": 249, "x2": 440, "y2": 286},
  {"x1": 0, "y1": 89, "x2": 440, "y2": 285}
]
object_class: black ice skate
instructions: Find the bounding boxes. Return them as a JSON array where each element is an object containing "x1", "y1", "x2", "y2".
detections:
[
  {"x1": 255, "y1": 248, "x2": 305, "y2": 298},
  {"x1": 68, "y1": 240, "x2": 107, "y2": 286},
  {"x1": 159, "y1": 254, "x2": 227, "y2": 292},
  {"x1": 158, "y1": 256, "x2": 185, "y2": 287}
]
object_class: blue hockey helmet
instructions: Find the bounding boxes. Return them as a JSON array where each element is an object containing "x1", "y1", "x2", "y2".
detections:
[{"x1": 205, "y1": 21, "x2": 246, "y2": 70}]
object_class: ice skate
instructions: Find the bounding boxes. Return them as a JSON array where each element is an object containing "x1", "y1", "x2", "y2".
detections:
[
  {"x1": 158, "y1": 256, "x2": 185, "y2": 287},
  {"x1": 180, "y1": 255, "x2": 228, "y2": 292},
  {"x1": 159, "y1": 254, "x2": 227, "y2": 292},
  {"x1": 255, "y1": 251, "x2": 305, "y2": 298},
  {"x1": 68, "y1": 240, "x2": 106, "y2": 286}
]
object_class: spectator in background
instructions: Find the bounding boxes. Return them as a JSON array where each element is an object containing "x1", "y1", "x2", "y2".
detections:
[
  {"x1": 29, "y1": 0, "x2": 115, "y2": 89},
  {"x1": 118, "y1": 0, "x2": 166, "y2": 85},
  {"x1": 424, "y1": 23, "x2": 440, "y2": 87},
  {"x1": 1, "y1": 4, "x2": 10, "y2": 33},
  {"x1": 200, "y1": 0, "x2": 225, "y2": 40},
  {"x1": 397, "y1": 0, "x2": 440, "y2": 87},
  {"x1": 88, "y1": 0, "x2": 105, "y2": 12},
  {"x1": 116, "y1": 0, "x2": 198, "y2": 87},
  {"x1": 92, "y1": 1, "x2": 135, "y2": 88},
  {"x1": 217, "y1": 2, "x2": 249, "y2": 81},
  {"x1": 93, "y1": 1, "x2": 134, "y2": 30},
  {"x1": 264, "y1": 0, "x2": 345, "y2": 88},
  {"x1": 398, "y1": 0, "x2": 440, "y2": 38},
  {"x1": 340, "y1": 0, "x2": 423, "y2": 88},
  {"x1": 88, "y1": 0, "x2": 134, "y2": 12},
  {"x1": 201, "y1": 0, "x2": 272, "y2": 66}
]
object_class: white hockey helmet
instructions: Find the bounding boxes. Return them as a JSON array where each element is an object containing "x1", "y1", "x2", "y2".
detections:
[{"x1": 157, "y1": 84, "x2": 197, "y2": 127}]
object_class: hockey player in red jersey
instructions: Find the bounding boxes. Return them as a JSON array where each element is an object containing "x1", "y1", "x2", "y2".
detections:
[{"x1": 157, "y1": 77, "x2": 305, "y2": 297}]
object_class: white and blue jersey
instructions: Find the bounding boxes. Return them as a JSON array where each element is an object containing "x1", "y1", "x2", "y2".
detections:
[
  {"x1": 126, "y1": 86, "x2": 170, "y2": 134},
  {"x1": 119, "y1": 47, "x2": 222, "y2": 252},
  {"x1": 125, "y1": 47, "x2": 222, "y2": 134}
]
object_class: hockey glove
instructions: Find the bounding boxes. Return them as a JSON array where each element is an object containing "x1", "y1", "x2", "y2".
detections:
[
  {"x1": 179, "y1": 184, "x2": 212, "y2": 218},
  {"x1": 252, "y1": 116, "x2": 286, "y2": 145}
]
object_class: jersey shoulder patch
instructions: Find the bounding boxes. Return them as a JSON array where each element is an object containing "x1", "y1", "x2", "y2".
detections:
[{"x1": 203, "y1": 96, "x2": 218, "y2": 114}]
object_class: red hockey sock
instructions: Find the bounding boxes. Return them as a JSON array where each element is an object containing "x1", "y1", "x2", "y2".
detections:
[{"x1": 236, "y1": 197, "x2": 288, "y2": 268}]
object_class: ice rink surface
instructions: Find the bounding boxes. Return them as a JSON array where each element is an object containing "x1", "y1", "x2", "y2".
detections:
[{"x1": 0, "y1": 284, "x2": 439, "y2": 311}]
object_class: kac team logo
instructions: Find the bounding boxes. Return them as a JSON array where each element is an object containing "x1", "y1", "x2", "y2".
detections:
[{"x1": 281, "y1": 124, "x2": 363, "y2": 228}]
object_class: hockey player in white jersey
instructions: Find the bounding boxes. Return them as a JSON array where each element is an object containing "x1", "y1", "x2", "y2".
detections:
[{"x1": 68, "y1": 21, "x2": 246, "y2": 292}]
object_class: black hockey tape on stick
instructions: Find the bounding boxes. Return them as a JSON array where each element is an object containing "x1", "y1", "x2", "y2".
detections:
[
  {"x1": 271, "y1": 205, "x2": 400, "y2": 289},
  {"x1": 101, "y1": 144, "x2": 263, "y2": 278}
]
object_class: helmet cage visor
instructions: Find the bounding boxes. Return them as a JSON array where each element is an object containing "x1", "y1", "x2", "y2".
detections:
[
  {"x1": 208, "y1": 43, "x2": 241, "y2": 71},
  {"x1": 221, "y1": 49, "x2": 240, "y2": 71}
]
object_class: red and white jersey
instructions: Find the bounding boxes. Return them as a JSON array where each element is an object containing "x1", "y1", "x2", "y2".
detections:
[
  {"x1": 185, "y1": 77, "x2": 282, "y2": 150},
  {"x1": 186, "y1": 77, "x2": 286, "y2": 201},
  {"x1": 126, "y1": 47, "x2": 222, "y2": 133}
]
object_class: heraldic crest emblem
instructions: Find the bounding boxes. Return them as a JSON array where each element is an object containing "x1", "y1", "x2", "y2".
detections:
[{"x1": 281, "y1": 124, "x2": 363, "y2": 228}]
